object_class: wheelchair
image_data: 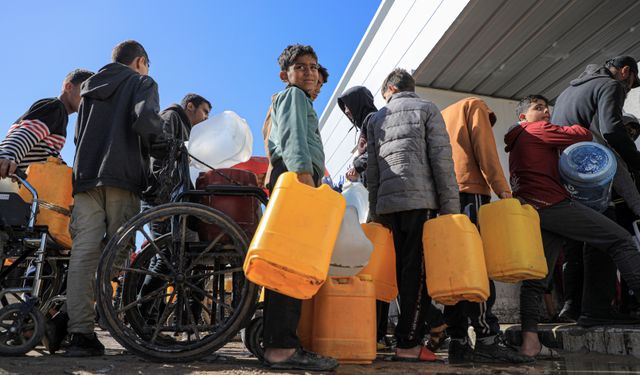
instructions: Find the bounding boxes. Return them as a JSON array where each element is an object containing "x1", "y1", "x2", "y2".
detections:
[
  {"x1": 95, "y1": 137, "x2": 266, "y2": 362},
  {"x1": 0, "y1": 171, "x2": 70, "y2": 355}
]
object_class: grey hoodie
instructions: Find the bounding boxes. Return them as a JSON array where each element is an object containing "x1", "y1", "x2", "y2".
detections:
[
  {"x1": 552, "y1": 64, "x2": 640, "y2": 170},
  {"x1": 73, "y1": 63, "x2": 164, "y2": 195}
]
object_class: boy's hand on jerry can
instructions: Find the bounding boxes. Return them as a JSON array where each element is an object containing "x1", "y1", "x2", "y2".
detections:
[
  {"x1": 297, "y1": 172, "x2": 316, "y2": 187},
  {"x1": 498, "y1": 191, "x2": 513, "y2": 199}
]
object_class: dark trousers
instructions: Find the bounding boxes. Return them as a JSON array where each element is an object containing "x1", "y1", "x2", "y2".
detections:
[
  {"x1": 445, "y1": 193, "x2": 500, "y2": 339},
  {"x1": 381, "y1": 209, "x2": 435, "y2": 349},
  {"x1": 520, "y1": 200, "x2": 640, "y2": 332},
  {"x1": 376, "y1": 301, "x2": 390, "y2": 341},
  {"x1": 262, "y1": 161, "x2": 321, "y2": 349},
  {"x1": 561, "y1": 208, "x2": 618, "y2": 318}
]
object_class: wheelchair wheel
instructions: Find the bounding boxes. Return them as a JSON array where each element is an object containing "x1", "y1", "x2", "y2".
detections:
[
  {"x1": 0, "y1": 302, "x2": 45, "y2": 355},
  {"x1": 96, "y1": 202, "x2": 259, "y2": 362}
]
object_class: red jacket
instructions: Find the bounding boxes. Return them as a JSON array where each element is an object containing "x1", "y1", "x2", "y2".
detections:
[{"x1": 504, "y1": 121, "x2": 592, "y2": 209}]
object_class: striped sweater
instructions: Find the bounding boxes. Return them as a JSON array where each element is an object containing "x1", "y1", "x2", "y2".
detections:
[{"x1": 0, "y1": 98, "x2": 68, "y2": 170}]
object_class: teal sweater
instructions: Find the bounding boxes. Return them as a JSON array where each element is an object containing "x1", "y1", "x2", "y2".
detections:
[{"x1": 268, "y1": 86, "x2": 325, "y2": 179}]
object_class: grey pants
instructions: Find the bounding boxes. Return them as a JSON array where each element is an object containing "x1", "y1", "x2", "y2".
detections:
[
  {"x1": 66, "y1": 186, "x2": 140, "y2": 334},
  {"x1": 520, "y1": 200, "x2": 640, "y2": 332}
]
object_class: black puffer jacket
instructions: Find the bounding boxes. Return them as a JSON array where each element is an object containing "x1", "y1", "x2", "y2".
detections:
[{"x1": 73, "y1": 63, "x2": 164, "y2": 195}]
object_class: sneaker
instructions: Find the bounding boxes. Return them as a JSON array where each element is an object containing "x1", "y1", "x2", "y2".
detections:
[
  {"x1": 473, "y1": 335, "x2": 534, "y2": 364},
  {"x1": 265, "y1": 348, "x2": 338, "y2": 372},
  {"x1": 558, "y1": 303, "x2": 579, "y2": 322},
  {"x1": 43, "y1": 311, "x2": 68, "y2": 354},
  {"x1": 426, "y1": 329, "x2": 450, "y2": 352},
  {"x1": 63, "y1": 333, "x2": 105, "y2": 357},
  {"x1": 447, "y1": 339, "x2": 474, "y2": 364}
]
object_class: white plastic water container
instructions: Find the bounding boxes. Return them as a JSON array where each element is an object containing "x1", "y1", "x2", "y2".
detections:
[
  {"x1": 329, "y1": 206, "x2": 374, "y2": 276},
  {"x1": 0, "y1": 178, "x2": 19, "y2": 193},
  {"x1": 341, "y1": 181, "x2": 369, "y2": 223},
  {"x1": 188, "y1": 111, "x2": 253, "y2": 171}
]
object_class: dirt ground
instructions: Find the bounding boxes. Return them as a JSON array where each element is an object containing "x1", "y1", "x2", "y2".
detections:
[{"x1": 2, "y1": 329, "x2": 640, "y2": 375}]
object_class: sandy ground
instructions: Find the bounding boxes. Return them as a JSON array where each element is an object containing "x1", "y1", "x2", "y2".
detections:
[{"x1": 1, "y1": 329, "x2": 640, "y2": 375}]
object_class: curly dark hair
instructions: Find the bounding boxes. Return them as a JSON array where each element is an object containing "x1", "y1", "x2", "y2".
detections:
[
  {"x1": 318, "y1": 64, "x2": 329, "y2": 84},
  {"x1": 277, "y1": 44, "x2": 317, "y2": 71}
]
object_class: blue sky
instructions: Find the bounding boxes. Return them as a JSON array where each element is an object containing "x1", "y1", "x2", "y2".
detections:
[{"x1": 0, "y1": 1, "x2": 379, "y2": 163}]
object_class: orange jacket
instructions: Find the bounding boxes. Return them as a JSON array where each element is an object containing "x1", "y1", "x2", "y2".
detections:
[{"x1": 441, "y1": 97, "x2": 510, "y2": 197}]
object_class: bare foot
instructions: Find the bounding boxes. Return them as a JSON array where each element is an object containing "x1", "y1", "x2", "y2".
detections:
[
  {"x1": 264, "y1": 348, "x2": 296, "y2": 363},
  {"x1": 520, "y1": 331, "x2": 541, "y2": 357}
]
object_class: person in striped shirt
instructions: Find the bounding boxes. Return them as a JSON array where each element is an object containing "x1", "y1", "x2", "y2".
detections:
[{"x1": 0, "y1": 69, "x2": 94, "y2": 178}]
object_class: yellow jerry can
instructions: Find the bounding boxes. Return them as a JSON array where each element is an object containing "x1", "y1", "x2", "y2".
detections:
[
  {"x1": 478, "y1": 198, "x2": 547, "y2": 282},
  {"x1": 311, "y1": 275, "x2": 376, "y2": 364},
  {"x1": 358, "y1": 223, "x2": 398, "y2": 302},
  {"x1": 18, "y1": 157, "x2": 73, "y2": 248},
  {"x1": 423, "y1": 214, "x2": 489, "y2": 305},
  {"x1": 243, "y1": 172, "x2": 346, "y2": 299}
]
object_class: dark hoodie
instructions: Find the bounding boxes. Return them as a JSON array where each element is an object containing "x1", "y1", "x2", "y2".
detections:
[
  {"x1": 551, "y1": 64, "x2": 640, "y2": 170},
  {"x1": 504, "y1": 121, "x2": 591, "y2": 209},
  {"x1": 143, "y1": 104, "x2": 192, "y2": 204},
  {"x1": 337, "y1": 86, "x2": 377, "y2": 176},
  {"x1": 73, "y1": 62, "x2": 164, "y2": 195}
]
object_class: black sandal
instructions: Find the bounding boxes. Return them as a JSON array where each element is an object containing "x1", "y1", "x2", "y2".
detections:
[{"x1": 265, "y1": 348, "x2": 339, "y2": 372}]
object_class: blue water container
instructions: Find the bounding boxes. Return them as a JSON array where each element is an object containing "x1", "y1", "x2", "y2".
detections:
[{"x1": 559, "y1": 142, "x2": 617, "y2": 212}]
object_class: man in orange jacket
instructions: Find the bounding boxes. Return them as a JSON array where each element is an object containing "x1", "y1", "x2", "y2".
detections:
[{"x1": 441, "y1": 97, "x2": 530, "y2": 364}]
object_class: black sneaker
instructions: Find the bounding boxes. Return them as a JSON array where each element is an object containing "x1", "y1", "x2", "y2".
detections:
[
  {"x1": 63, "y1": 333, "x2": 105, "y2": 357},
  {"x1": 473, "y1": 335, "x2": 534, "y2": 364},
  {"x1": 448, "y1": 339, "x2": 474, "y2": 364},
  {"x1": 43, "y1": 311, "x2": 68, "y2": 354},
  {"x1": 265, "y1": 348, "x2": 338, "y2": 372}
]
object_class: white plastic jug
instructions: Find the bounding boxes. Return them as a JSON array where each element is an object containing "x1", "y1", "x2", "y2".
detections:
[
  {"x1": 341, "y1": 181, "x2": 369, "y2": 223},
  {"x1": 0, "y1": 178, "x2": 18, "y2": 193},
  {"x1": 188, "y1": 111, "x2": 253, "y2": 171},
  {"x1": 329, "y1": 206, "x2": 374, "y2": 276}
]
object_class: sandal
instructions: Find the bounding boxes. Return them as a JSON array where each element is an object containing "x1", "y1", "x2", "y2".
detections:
[
  {"x1": 391, "y1": 346, "x2": 438, "y2": 362},
  {"x1": 265, "y1": 348, "x2": 339, "y2": 372},
  {"x1": 533, "y1": 344, "x2": 559, "y2": 359}
]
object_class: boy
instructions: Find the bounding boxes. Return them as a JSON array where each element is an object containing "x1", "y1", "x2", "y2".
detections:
[
  {"x1": 262, "y1": 64, "x2": 327, "y2": 187},
  {"x1": 63, "y1": 40, "x2": 165, "y2": 357},
  {"x1": 504, "y1": 95, "x2": 640, "y2": 357},
  {"x1": 138, "y1": 93, "x2": 211, "y2": 320},
  {"x1": 368, "y1": 68, "x2": 459, "y2": 362},
  {"x1": 0, "y1": 69, "x2": 94, "y2": 178},
  {"x1": 262, "y1": 44, "x2": 337, "y2": 372},
  {"x1": 338, "y1": 86, "x2": 376, "y2": 185},
  {"x1": 441, "y1": 98, "x2": 530, "y2": 364},
  {"x1": 143, "y1": 93, "x2": 211, "y2": 207}
]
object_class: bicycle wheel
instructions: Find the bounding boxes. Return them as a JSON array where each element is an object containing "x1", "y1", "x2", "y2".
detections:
[{"x1": 96, "y1": 202, "x2": 259, "y2": 362}]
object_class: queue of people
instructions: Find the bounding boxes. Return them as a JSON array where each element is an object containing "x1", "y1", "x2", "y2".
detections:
[
  {"x1": 1, "y1": 37, "x2": 640, "y2": 372},
  {"x1": 336, "y1": 55, "x2": 640, "y2": 367}
]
